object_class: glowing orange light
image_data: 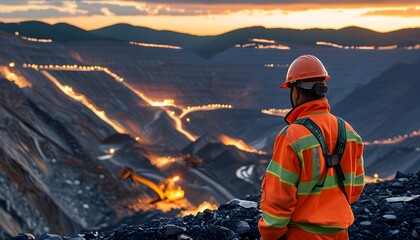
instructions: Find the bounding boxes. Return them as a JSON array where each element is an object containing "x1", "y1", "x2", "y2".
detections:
[
  {"x1": 218, "y1": 134, "x2": 266, "y2": 154},
  {"x1": 9, "y1": 62, "x2": 15, "y2": 67},
  {"x1": 180, "y1": 104, "x2": 232, "y2": 118},
  {"x1": 39, "y1": 71, "x2": 127, "y2": 134},
  {"x1": 22, "y1": 62, "x2": 248, "y2": 147},
  {"x1": 377, "y1": 45, "x2": 398, "y2": 50},
  {"x1": 180, "y1": 201, "x2": 218, "y2": 217},
  {"x1": 129, "y1": 41, "x2": 182, "y2": 50},
  {"x1": 261, "y1": 108, "x2": 291, "y2": 117},
  {"x1": 0, "y1": 67, "x2": 32, "y2": 88},
  {"x1": 364, "y1": 173, "x2": 393, "y2": 183},
  {"x1": 251, "y1": 38, "x2": 276, "y2": 44},
  {"x1": 21, "y1": 35, "x2": 53, "y2": 43},
  {"x1": 315, "y1": 41, "x2": 394, "y2": 50},
  {"x1": 404, "y1": 44, "x2": 420, "y2": 50},
  {"x1": 150, "y1": 99, "x2": 175, "y2": 107},
  {"x1": 364, "y1": 129, "x2": 420, "y2": 145},
  {"x1": 160, "y1": 176, "x2": 184, "y2": 201},
  {"x1": 256, "y1": 44, "x2": 290, "y2": 50},
  {"x1": 236, "y1": 40, "x2": 290, "y2": 50}
]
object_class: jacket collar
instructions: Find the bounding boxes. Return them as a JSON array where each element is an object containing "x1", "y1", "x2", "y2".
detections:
[{"x1": 284, "y1": 98, "x2": 331, "y2": 124}]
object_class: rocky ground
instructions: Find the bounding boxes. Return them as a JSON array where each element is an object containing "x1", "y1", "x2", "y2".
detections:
[
  {"x1": 349, "y1": 171, "x2": 420, "y2": 240},
  {"x1": 11, "y1": 171, "x2": 420, "y2": 240}
]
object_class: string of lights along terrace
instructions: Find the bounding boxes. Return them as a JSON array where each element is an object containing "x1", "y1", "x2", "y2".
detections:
[
  {"x1": 14, "y1": 32, "x2": 53, "y2": 43},
  {"x1": 316, "y1": 41, "x2": 420, "y2": 50},
  {"x1": 4, "y1": 59, "x2": 225, "y2": 217},
  {"x1": 21, "y1": 63, "x2": 234, "y2": 143},
  {"x1": 7, "y1": 62, "x2": 420, "y2": 150}
]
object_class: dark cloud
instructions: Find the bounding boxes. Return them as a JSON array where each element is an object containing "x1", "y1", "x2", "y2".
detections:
[
  {"x1": 0, "y1": 2, "x2": 148, "y2": 18},
  {"x1": 77, "y1": 2, "x2": 144, "y2": 16},
  {"x1": 77, "y1": 2, "x2": 206, "y2": 16},
  {"x1": 42, "y1": 1, "x2": 69, "y2": 7},
  {"x1": 0, "y1": 1, "x2": 210, "y2": 18},
  {"x1": 1, "y1": 0, "x2": 417, "y2": 19},
  {"x1": 0, "y1": 9, "x2": 76, "y2": 18},
  {"x1": 0, "y1": 0, "x2": 28, "y2": 5}
]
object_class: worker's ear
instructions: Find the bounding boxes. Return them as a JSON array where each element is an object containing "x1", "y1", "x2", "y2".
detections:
[{"x1": 312, "y1": 82, "x2": 328, "y2": 97}]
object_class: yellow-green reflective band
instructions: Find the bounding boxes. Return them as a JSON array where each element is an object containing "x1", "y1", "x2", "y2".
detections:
[
  {"x1": 346, "y1": 130, "x2": 363, "y2": 144},
  {"x1": 312, "y1": 148, "x2": 320, "y2": 181},
  {"x1": 297, "y1": 179, "x2": 322, "y2": 195},
  {"x1": 298, "y1": 173, "x2": 362, "y2": 195},
  {"x1": 290, "y1": 222, "x2": 345, "y2": 234},
  {"x1": 355, "y1": 173, "x2": 364, "y2": 186},
  {"x1": 291, "y1": 135, "x2": 320, "y2": 154},
  {"x1": 267, "y1": 161, "x2": 299, "y2": 186},
  {"x1": 358, "y1": 156, "x2": 364, "y2": 166},
  {"x1": 262, "y1": 212, "x2": 290, "y2": 228}
]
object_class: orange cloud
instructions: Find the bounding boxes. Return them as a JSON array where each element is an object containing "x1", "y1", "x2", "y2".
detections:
[
  {"x1": 0, "y1": 1, "x2": 419, "y2": 35},
  {"x1": 363, "y1": 7, "x2": 420, "y2": 17}
]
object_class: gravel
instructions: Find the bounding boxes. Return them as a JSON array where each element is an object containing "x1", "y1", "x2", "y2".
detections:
[{"x1": 11, "y1": 171, "x2": 420, "y2": 240}]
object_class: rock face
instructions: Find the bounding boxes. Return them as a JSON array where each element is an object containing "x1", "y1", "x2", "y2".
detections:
[{"x1": 11, "y1": 171, "x2": 420, "y2": 240}]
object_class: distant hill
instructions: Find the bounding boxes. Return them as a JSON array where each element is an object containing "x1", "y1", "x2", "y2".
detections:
[
  {"x1": 192, "y1": 26, "x2": 420, "y2": 58},
  {"x1": 0, "y1": 21, "x2": 117, "y2": 42},
  {"x1": 334, "y1": 58, "x2": 420, "y2": 141},
  {"x1": 1, "y1": 21, "x2": 419, "y2": 58},
  {"x1": 91, "y1": 23, "x2": 214, "y2": 49},
  {"x1": 91, "y1": 25, "x2": 420, "y2": 58}
]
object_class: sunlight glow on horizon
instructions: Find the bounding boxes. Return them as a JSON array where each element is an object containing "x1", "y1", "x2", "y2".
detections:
[{"x1": 0, "y1": 1, "x2": 419, "y2": 35}]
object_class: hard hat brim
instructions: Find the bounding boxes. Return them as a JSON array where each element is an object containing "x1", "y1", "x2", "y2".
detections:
[
  {"x1": 280, "y1": 75, "x2": 330, "y2": 89},
  {"x1": 280, "y1": 82, "x2": 289, "y2": 88}
]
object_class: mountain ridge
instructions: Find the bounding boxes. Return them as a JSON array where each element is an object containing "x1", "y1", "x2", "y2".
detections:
[
  {"x1": 1, "y1": 21, "x2": 419, "y2": 58},
  {"x1": 0, "y1": 21, "x2": 118, "y2": 42}
]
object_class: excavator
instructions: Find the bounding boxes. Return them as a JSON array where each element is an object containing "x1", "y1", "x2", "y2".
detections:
[{"x1": 119, "y1": 167, "x2": 184, "y2": 204}]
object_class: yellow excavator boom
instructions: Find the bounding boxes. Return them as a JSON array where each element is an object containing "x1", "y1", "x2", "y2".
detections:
[{"x1": 119, "y1": 167, "x2": 184, "y2": 202}]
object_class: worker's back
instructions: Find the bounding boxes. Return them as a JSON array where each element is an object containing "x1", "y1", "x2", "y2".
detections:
[{"x1": 259, "y1": 99, "x2": 364, "y2": 239}]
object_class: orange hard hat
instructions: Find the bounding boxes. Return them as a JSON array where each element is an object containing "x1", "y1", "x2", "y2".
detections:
[{"x1": 280, "y1": 54, "x2": 330, "y2": 88}]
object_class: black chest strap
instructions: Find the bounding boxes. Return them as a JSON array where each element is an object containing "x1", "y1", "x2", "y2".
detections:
[{"x1": 293, "y1": 117, "x2": 349, "y2": 203}]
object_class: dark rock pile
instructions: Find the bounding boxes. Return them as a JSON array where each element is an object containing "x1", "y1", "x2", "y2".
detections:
[
  {"x1": 12, "y1": 172, "x2": 419, "y2": 240},
  {"x1": 349, "y1": 171, "x2": 420, "y2": 240},
  {"x1": 86, "y1": 197, "x2": 261, "y2": 240}
]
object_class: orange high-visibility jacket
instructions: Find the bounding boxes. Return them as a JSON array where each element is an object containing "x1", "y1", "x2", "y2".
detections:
[{"x1": 258, "y1": 99, "x2": 364, "y2": 240}]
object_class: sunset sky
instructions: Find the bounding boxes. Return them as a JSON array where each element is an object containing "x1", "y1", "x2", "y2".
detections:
[{"x1": 0, "y1": 0, "x2": 419, "y2": 35}]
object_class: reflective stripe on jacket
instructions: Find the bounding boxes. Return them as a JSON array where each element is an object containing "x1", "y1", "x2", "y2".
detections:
[{"x1": 258, "y1": 99, "x2": 365, "y2": 240}]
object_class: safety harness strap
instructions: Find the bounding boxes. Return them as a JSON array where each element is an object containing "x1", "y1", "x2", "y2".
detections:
[{"x1": 294, "y1": 117, "x2": 349, "y2": 203}]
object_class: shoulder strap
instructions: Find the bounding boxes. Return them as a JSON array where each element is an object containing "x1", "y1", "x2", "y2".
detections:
[
  {"x1": 293, "y1": 118, "x2": 330, "y2": 159},
  {"x1": 294, "y1": 117, "x2": 349, "y2": 203},
  {"x1": 334, "y1": 117, "x2": 347, "y2": 158}
]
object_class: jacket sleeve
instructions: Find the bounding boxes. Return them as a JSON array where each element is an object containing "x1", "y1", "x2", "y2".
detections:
[
  {"x1": 350, "y1": 141, "x2": 365, "y2": 204},
  {"x1": 258, "y1": 132, "x2": 300, "y2": 240}
]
